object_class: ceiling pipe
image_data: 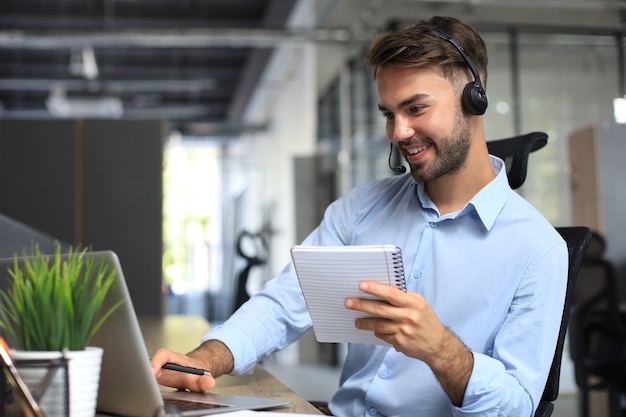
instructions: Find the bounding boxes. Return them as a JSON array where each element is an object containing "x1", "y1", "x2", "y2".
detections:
[
  {"x1": 0, "y1": 78, "x2": 216, "y2": 92},
  {"x1": 405, "y1": 0, "x2": 626, "y2": 10},
  {"x1": 2, "y1": 19, "x2": 624, "y2": 51},
  {"x1": 0, "y1": 28, "x2": 373, "y2": 50}
]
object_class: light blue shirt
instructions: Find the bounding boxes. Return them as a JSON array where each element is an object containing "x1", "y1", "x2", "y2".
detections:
[{"x1": 204, "y1": 156, "x2": 568, "y2": 417}]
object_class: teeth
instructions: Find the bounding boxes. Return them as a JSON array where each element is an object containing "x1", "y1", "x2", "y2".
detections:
[{"x1": 407, "y1": 145, "x2": 427, "y2": 155}]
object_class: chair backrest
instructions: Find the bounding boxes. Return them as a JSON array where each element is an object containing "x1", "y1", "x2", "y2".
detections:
[
  {"x1": 542, "y1": 227, "x2": 591, "y2": 402},
  {"x1": 486, "y1": 131, "x2": 548, "y2": 190},
  {"x1": 487, "y1": 132, "x2": 592, "y2": 417}
]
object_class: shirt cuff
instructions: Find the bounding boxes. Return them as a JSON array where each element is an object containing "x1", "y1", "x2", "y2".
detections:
[{"x1": 457, "y1": 352, "x2": 506, "y2": 414}]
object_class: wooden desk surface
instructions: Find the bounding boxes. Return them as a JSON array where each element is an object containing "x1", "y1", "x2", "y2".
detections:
[
  {"x1": 138, "y1": 315, "x2": 322, "y2": 415},
  {"x1": 213, "y1": 364, "x2": 322, "y2": 414},
  {"x1": 140, "y1": 314, "x2": 212, "y2": 356}
]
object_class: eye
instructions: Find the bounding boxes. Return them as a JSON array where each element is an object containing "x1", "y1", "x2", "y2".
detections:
[
  {"x1": 409, "y1": 105, "x2": 424, "y2": 114},
  {"x1": 380, "y1": 111, "x2": 394, "y2": 121}
]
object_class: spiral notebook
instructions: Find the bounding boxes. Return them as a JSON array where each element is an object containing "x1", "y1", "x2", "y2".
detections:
[{"x1": 290, "y1": 245, "x2": 406, "y2": 346}]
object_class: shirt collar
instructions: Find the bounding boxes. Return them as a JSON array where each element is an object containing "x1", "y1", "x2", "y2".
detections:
[
  {"x1": 415, "y1": 155, "x2": 511, "y2": 231},
  {"x1": 469, "y1": 155, "x2": 510, "y2": 230}
]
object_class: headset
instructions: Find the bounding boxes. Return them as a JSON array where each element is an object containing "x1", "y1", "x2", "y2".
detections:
[{"x1": 424, "y1": 25, "x2": 489, "y2": 116}]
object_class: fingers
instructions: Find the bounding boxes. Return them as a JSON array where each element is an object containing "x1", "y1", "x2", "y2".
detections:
[
  {"x1": 344, "y1": 282, "x2": 406, "y2": 341},
  {"x1": 150, "y1": 348, "x2": 175, "y2": 374},
  {"x1": 359, "y1": 281, "x2": 406, "y2": 304},
  {"x1": 345, "y1": 281, "x2": 408, "y2": 314},
  {"x1": 343, "y1": 282, "x2": 437, "y2": 355},
  {"x1": 151, "y1": 348, "x2": 216, "y2": 392}
]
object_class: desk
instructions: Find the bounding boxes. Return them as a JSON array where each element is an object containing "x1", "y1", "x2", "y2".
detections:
[
  {"x1": 212, "y1": 364, "x2": 323, "y2": 414},
  {"x1": 138, "y1": 315, "x2": 323, "y2": 415},
  {"x1": 140, "y1": 314, "x2": 213, "y2": 356}
]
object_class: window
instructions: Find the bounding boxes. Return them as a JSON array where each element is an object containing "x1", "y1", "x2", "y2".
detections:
[{"x1": 163, "y1": 134, "x2": 222, "y2": 315}]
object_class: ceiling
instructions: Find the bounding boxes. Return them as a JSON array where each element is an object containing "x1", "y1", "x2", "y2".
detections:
[
  {"x1": 2, "y1": 0, "x2": 626, "y2": 138},
  {"x1": 0, "y1": 0, "x2": 298, "y2": 137}
]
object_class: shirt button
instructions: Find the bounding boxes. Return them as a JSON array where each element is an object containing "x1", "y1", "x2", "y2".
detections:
[
  {"x1": 369, "y1": 407, "x2": 378, "y2": 415},
  {"x1": 413, "y1": 271, "x2": 421, "y2": 279},
  {"x1": 429, "y1": 222, "x2": 438, "y2": 228},
  {"x1": 379, "y1": 370, "x2": 387, "y2": 379}
]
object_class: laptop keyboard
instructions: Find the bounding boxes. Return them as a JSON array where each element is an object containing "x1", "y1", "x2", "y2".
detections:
[{"x1": 163, "y1": 397, "x2": 230, "y2": 411}]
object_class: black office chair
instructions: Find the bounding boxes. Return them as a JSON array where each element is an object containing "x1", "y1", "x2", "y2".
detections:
[
  {"x1": 486, "y1": 131, "x2": 548, "y2": 190},
  {"x1": 486, "y1": 132, "x2": 592, "y2": 417},
  {"x1": 533, "y1": 226, "x2": 591, "y2": 417},
  {"x1": 233, "y1": 229, "x2": 268, "y2": 312},
  {"x1": 568, "y1": 231, "x2": 626, "y2": 417}
]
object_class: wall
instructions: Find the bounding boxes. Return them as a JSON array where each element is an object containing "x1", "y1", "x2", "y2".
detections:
[{"x1": 0, "y1": 118, "x2": 165, "y2": 317}]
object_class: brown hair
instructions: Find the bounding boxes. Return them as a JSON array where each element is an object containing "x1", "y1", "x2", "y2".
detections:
[{"x1": 366, "y1": 16, "x2": 488, "y2": 88}]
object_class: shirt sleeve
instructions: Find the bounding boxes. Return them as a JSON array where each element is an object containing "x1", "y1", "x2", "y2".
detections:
[
  {"x1": 201, "y1": 261, "x2": 311, "y2": 374},
  {"x1": 454, "y1": 239, "x2": 569, "y2": 416},
  {"x1": 200, "y1": 185, "x2": 364, "y2": 374}
]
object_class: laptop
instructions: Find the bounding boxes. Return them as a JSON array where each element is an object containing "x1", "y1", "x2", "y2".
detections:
[{"x1": 0, "y1": 251, "x2": 290, "y2": 417}]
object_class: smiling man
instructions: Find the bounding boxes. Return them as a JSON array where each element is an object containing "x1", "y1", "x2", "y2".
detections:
[{"x1": 151, "y1": 16, "x2": 568, "y2": 417}]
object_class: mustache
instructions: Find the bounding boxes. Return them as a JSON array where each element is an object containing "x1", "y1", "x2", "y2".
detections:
[{"x1": 396, "y1": 137, "x2": 435, "y2": 147}]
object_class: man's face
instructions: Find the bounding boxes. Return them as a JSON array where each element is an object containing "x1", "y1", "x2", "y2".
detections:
[{"x1": 376, "y1": 66, "x2": 472, "y2": 183}]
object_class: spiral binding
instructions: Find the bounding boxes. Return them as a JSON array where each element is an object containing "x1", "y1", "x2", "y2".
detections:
[{"x1": 391, "y1": 247, "x2": 407, "y2": 291}]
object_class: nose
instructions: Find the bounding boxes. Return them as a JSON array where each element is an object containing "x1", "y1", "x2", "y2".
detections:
[{"x1": 390, "y1": 117, "x2": 415, "y2": 142}]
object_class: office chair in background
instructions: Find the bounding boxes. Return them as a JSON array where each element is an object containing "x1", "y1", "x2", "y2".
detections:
[
  {"x1": 486, "y1": 133, "x2": 592, "y2": 417},
  {"x1": 568, "y1": 231, "x2": 626, "y2": 417},
  {"x1": 486, "y1": 131, "x2": 548, "y2": 190},
  {"x1": 233, "y1": 229, "x2": 269, "y2": 312}
]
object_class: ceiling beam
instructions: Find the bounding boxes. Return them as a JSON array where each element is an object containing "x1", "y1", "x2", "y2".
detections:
[
  {"x1": 0, "y1": 28, "x2": 365, "y2": 50},
  {"x1": 404, "y1": 0, "x2": 626, "y2": 10},
  {"x1": 0, "y1": 78, "x2": 216, "y2": 92},
  {"x1": 2, "y1": 20, "x2": 625, "y2": 51}
]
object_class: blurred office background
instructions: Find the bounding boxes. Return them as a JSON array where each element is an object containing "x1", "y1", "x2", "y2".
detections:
[{"x1": 1, "y1": 1, "x2": 626, "y2": 415}]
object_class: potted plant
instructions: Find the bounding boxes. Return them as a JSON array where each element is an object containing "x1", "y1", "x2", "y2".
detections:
[{"x1": 0, "y1": 241, "x2": 123, "y2": 417}]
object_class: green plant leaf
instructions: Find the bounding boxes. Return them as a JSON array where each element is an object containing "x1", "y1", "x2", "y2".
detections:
[{"x1": 0, "y1": 241, "x2": 124, "y2": 351}]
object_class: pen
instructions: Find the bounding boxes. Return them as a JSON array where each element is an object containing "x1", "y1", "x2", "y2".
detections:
[{"x1": 162, "y1": 362, "x2": 211, "y2": 376}]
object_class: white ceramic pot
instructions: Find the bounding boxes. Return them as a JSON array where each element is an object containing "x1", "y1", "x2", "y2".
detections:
[{"x1": 11, "y1": 347, "x2": 103, "y2": 417}]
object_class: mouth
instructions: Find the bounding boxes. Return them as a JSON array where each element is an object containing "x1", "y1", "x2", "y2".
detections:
[
  {"x1": 404, "y1": 143, "x2": 432, "y2": 162},
  {"x1": 406, "y1": 144, "x2": 430, "y2": 155}
]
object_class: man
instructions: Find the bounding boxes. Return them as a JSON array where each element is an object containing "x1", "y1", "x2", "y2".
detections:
[{"x1": 151, "y1": 15, "x2": 568, "y2": 416}]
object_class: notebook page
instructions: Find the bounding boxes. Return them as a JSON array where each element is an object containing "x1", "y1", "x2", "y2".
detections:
[{"x1": 290, "y1": 245, "x2": 405, "y2": 346}]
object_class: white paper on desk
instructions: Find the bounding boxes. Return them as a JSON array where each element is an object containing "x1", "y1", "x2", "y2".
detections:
[{"x1": 220, "y1": 411, "x2": 322, "y2": 416}]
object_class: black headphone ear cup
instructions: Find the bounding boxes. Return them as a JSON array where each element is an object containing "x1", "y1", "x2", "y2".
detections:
[{"x1": 462, "y1": 82, "x2": 488, "y2": 115}]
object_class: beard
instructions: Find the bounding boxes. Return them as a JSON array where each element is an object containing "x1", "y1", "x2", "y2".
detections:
[{"x1": 408, "y1": 106, "x2": 472, "y2": 183}]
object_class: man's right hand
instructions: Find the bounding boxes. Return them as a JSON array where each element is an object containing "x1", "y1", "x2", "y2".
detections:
[
  {"x1": 151, "y1": 347, "x2": 216, "y2": 392},
  {"x1": 150, "y1": 339, "x2": 234, "y2": 392}
]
